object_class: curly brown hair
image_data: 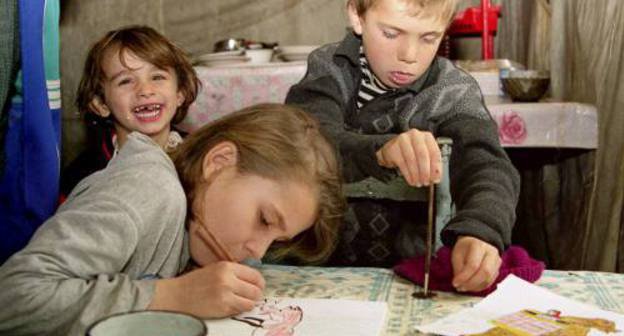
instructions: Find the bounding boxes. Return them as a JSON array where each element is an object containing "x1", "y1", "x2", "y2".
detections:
[
  {"x1": 76, "y1": 25, "x2": 200, "y2": 125},
  {"x1": 171, "y1": 103, "x2": 346, "y2": 265}
]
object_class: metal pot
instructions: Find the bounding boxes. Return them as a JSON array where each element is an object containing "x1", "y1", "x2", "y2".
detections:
[{"x1": 213, "y1": 38, "x2": 246, "y2": 52}]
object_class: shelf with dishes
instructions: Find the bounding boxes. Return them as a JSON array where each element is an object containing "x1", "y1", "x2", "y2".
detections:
[{"x1": 193, "y1": 45, "x2": 318, "y2": 67}]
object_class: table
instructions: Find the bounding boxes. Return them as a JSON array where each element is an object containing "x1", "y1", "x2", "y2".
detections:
[
  {"x1": 487, "y1": 100, "x2": 597, "y2": 149},
  {"x1": 258, "y1": 265, "x2": 624, "y2": 335},
  {"x1": 180, "y1": 62, "x2": 307, "y2": 131},
  {"x1": 180, "y1": 62, "x2": 598, "y2": 150}
]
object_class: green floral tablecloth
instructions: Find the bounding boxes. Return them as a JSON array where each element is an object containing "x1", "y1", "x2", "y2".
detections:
[{"x1": 259, "y1": 265, "x2": 624, "y2": 335}]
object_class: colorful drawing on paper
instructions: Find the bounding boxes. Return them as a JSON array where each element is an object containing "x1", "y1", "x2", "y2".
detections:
[
  {"x1": 468, "y1": 309, "x2": 618, "y2": 336},
  {"x1": 204, "y1": 297, "x2": 387, "y2": 336},
  {"x1": 416, "y1": 275, "x2": 624, "y2": 336},
  {"x1": 232, "y1": 298, "x2": 303, "y2": 336}
]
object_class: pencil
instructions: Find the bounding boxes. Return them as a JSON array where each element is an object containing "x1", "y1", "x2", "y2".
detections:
[{"x1": 195, "y1": 218, "x2": 235, "y2": 262}]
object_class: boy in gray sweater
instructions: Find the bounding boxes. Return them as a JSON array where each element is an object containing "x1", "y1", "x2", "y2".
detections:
[{"x1": 286, "y1": 0, "x2": 520, "y2": 293}]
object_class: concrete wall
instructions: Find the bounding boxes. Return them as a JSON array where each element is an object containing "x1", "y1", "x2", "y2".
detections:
[{"x1": 59, "y1": 0, "x2": 484, "y2": 166}]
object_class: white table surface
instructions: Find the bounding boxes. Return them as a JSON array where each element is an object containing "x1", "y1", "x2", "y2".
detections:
[{"x1": 180, "y1": 62, "x2": 597, "y2": 149}]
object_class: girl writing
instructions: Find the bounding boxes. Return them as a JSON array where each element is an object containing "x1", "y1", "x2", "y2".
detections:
[{"x1": 0, "y1": 103, "x2": 345, "y2": 336}]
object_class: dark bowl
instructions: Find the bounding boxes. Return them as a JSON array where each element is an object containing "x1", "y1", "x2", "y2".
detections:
[{"x1": 501, "y1": 70, "x2": 550, "y2": 102}]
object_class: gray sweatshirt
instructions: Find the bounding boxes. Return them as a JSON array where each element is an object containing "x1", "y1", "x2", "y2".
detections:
[{"x1": 0, "y1": 133, "x2": 189, "y2": 336}]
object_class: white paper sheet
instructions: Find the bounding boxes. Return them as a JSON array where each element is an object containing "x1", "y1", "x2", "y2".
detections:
[
  {"x1": 204, "y1": 297, "x2": 387, "y2": 336},
  {"x1": 416, "y1": 275, "x2": 624, "y2": 335}
]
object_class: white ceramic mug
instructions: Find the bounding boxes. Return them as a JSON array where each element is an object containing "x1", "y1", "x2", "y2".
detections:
[{"x1": 86, "y1": 310, "x2": 207, "y2": 336}]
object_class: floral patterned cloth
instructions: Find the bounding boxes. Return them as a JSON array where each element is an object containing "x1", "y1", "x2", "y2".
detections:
[
  {"x1": 179, "y1": 63, "x2": 306, "y2": 132},
  {"x1": 489, "y1": 102, "x2": 597, "y2": 148},
  {"x1": 181, "y1": 64, "x2": 597, "y2": 149},
  {"x1": 259, "y1": 265, "x2": 624, "y2": 336}
]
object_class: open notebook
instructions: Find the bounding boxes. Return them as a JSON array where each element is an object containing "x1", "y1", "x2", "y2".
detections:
[{"x1": 204, "y1": 297, "x2": 387, "y2": 336}]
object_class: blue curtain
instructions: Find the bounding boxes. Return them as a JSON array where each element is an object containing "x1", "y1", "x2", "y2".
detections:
[{"x1": 0, "y1": 0, "x2": 61, "y2": 263}]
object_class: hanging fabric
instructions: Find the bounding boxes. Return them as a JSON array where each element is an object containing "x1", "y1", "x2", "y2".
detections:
[
  {"x1": 0, "y1": 0, "x2": 20, "y2": 174},
  {"x1": 0, "y1": 0, "x2": 61, "y2": 263}
]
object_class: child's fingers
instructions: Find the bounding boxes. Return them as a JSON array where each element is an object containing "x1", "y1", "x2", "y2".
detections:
[
  {"x1": 232, "y1": 263, "x2": 266, "y2": 289},
  {"x1": 451, "y1": 237, "x2": 488, "y2": 288},
  {"x1": 425, "y1": 134, "x2": 442, "y2": 183},
  {"x1": 216, "y1": 264, "x2": 264, "y2": 316},
  {"x1": 407, "y1": 132, "x2": 430, "y2": 186},
  {"x1": 214, "y1": 289, "x2": 257, "y2": 316},
  {"x1": 455, "y1": 252, "x2": 500, "y2": 292},
  {"x1": 451, "y1": 244, "x2": 479, "y2": 290},
  {"x1": 377, "y1": 130, "x2": 442, "y2": 186},
  {"x1": 376, "y1": 148, "x2": 390, "y2": 167},
  {"x1": 231, "y1": 275, "x2": 264, "y2": 302},
  {"x1": 228, "y1": 295, "x2": 258, "y2": 315},
  {"x1": 376, "y1": 138, "x2": 416, "y2": 185},
  {"x1": 397, "y1": 134, "x2": 419, "y2": 186},
  {"x1": 451, "y1": 237, "x2": 501, "y2": 292}
]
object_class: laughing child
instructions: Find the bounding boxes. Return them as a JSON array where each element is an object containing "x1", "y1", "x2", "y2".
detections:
[{"x1": 60, "y1": 25, "x2": 200, "y2": 199}]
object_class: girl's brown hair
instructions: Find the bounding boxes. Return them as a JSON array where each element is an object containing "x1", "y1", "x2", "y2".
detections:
[
  {"x1": 171, "y1": 103, "x2": 346, "y2": 264},
  {"x1": 76, "y1": 25, "x2": 200, "y2": 124}
]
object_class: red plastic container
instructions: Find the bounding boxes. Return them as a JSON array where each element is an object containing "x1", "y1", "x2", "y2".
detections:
[
  {"x1": 447, "y1": 1, "x2": 501, "y2": 59},
  {"x1": 448, "y1": 6, "x2": 501, "y2": 35}
]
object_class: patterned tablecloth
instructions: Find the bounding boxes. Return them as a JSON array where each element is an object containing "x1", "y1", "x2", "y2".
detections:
[
  {"x1": 258, "y1": 265, "x2": 624, "y2": 336},
  {"x1": 180, "y1": 62, "x2": 307, "y2": 131},
  {"x1": 180, "y1": 62, "x2": 598, "y2": 149}
]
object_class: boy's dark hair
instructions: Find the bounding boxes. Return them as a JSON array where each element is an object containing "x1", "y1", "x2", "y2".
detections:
[{"x1": 76, "y1": 25, "x2": 200, "y2": 127}]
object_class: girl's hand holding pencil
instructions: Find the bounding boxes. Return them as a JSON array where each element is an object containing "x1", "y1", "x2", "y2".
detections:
[{"x1": 147, "y1": 217, "x2": 265, "y2": 318}]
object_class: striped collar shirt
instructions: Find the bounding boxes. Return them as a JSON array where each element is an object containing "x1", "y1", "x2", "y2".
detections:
[{"x1": 357, "y1": 46, "x2": 394, "y2": 109}]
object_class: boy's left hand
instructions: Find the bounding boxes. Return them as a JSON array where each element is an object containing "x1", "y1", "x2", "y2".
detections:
[{"x1": 451, "y1": 236, "x2": 501, "y2": 293}]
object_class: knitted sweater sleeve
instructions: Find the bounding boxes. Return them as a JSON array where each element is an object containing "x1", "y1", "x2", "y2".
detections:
[
  {"x1": 286, "y1": 48, "x2": 396, "y2": 182},
  {"x1": 438, "y1": 115, "x2": 520, "y2": 251},
  {"x1": 0, "y1": 156, "x2": 186, "y2": 335}
]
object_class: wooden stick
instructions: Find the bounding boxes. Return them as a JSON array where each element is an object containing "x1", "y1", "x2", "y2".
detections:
[
  {"x1": 412, "y1": 183, "x2": 437, "y2": 299},
  {"x1": 423, "y1": 183, "x2": 435, "y2": 297},
  {"x1": 195, "y1": 218, "x2": 235, "y2": 262}
]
